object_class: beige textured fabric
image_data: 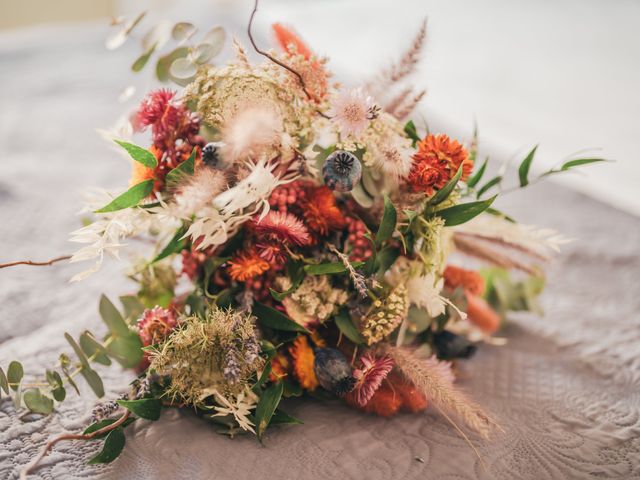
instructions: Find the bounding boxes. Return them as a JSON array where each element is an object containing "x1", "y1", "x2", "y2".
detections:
[{"x1": 1, "y1": 22, "x2": 639, "y2": 480}]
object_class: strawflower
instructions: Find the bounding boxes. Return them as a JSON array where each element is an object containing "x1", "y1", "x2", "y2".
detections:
[{"x1": 349, "y1": 353, "x2": 395, "y2": 407}]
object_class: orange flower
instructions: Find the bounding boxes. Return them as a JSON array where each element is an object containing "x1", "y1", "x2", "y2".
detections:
[
  {"x1": 444, "y1": 265, "x2": 485, "y2": 296},
  {"x1": 129, "y1": 160, "x2": 155, "y2": 187},
  {"x1": 272, "y1": 23, "x2": 313, "y2": 60},
  {"x1": 465, "y1": 292, "x2": 500, "y2": 333},
  {"x1": 227, "y1": 250, "x2": 270, "y2": 281},
  {"x1": 408, "y1": 134, "x2": 473, "y2": 195},
  {"x1": 345, "y1": 373, "x2": 428, "y2": 416},
  {"x1": 269, "y1": 352, "x2": 290, "y2": 382},
  {"x1": 301, "y1": 186, "x2": 346, "y2": 236},
  {"x1": 289, "y1": 336, "x2": 318, "y2": 390}
]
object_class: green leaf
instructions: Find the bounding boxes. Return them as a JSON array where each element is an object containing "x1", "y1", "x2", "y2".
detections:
[
  {"x1": 152, "y1": 226, "x2": 187, "y2": 264},
  {"x1": 375, "y1": 195, "x2": 397, "y2": 248},
  {"x1": 430, "y1": 164, "x2": 463, "y2": 205},
  {"x1": 0, "y1": 367, "x2": 8, "y2": 394},
  {"x1": 156, "y1": 46, "x2": 190, "y2": 82},
  {"x1": 88, "y1": 427, "x2": 126, "y2": 464},
  {"x1": 476, "y1": 175, "x2": 502, "y2": 198},
  {"x1": 436, "y1": 195, "x2": 497, "y2": 226},
  {"x1": 486, "y1": 207, "x2": 516, "y2": 223},
  {"x1": 117, "y1": 398, "x2": 162, "y2": 420},
  {"x1": 375, "y1": 246, "x2": 400, "y2": 275},
  {"x1": 303, "y1": 261, "x2": 363, "y2": 275},
  {"x1": 59, "y1": 353, "x2": 80, "y2": 395},
  {"x1": 84, "y1": 417, "x2": 136, "y2": 437},
  {"x1": 270, "y1": 409, "x2": 303, "y2": 425},
  {"x1": 99, "y1": 295, "x2": 130, "y2": 337},
  {"x1": 65, "y1": 333, "x2": 105, "y2": 397},
  {"x1": 252, "y1": 302, "x2": 309, "y2": 333},
  {"x1": 80, "y1": 332, "x2": 112, "y2": 366},
  {"x1": 404, "y1": 120, "x2": 420, "y2": 147},
  {"x1": 106, "y1": 335, "x2": 143, "y2": 369},
  {"x1": 165, "y1": 148, "x2": 196, "y2": 186},
  {"x1": 114, "y1": 140, "x2": 157, "y2": 168},
  {"x1": 255, "y1": 382, "x2": 284, "y2": 440},
  {"x1": 559, "y1": 157, "x2": 607, "y2": 171},
  {"x1": 23, "y1": 388, "x2": 54, "y2": 415},
  {"x1": 120, "y1": 295, "x2": 145, "y2": 322},
  {"x1": 518, "y1": 145, "x2": 538, "y2": 187},
  {"x1": 131, "y1": 42, "x2": 157, "y2": 72},
  {"x1": 95, "y1": 179, "x2": 154, "y2": 213},
  {"x1": 334, "y1": 311, "x2": 364, "y2": 344},
  {"x1": 7, "y1": 361, "x2": 23, "y2": 391},
  {"x1": 46, "y1": 370, "x2": 66, "y2": 402},
  {"x1": 467, "y1": 157, "x2": 488, "y2": 188}
]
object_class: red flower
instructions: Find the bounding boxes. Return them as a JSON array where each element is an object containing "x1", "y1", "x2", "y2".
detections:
[
  {"x1": 137, "y1": 307, "x2": 178, "y2": 347},
  {"x1": 301, "y1": 186, "x2": 346, "y2": 236},
  {"x1": 349, "y1": 353, "x2": 395, "y2": 407},
  {"x1": 408, "y1": 134, "x2": 473, "y2": 195},
  {"x1": 253, "y1": 211, "x2": 311, "y2": 246}
]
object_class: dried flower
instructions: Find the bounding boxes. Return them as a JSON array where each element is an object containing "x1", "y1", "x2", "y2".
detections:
[
  {"x1": 278, "y1": 275, "x2": 348, "y2": 328},
  {"x1": 322, "y1": 150, "x2": 362, "y2": 192},
  {"x1": 345, "y1": 216, "x2": 373, "y2": 262},
  {"x1": 221, "y1": 107, "x2": 284, "y2": 163},
  {"x1": 148, "y1": 307, "x2": 264, "y2": 404},
  {"x1": 349, "y1": 353, "x2": 395, "y2": 407},
  {"x1": 252, "y1": 211, "x2": 310, "y2": 246},
  {"x1": 228, "y1": 250, "x2": 270, "y2": 282},
  {"x1": 210, "y1": 388, "x2": 258, "y2": 434},
  {"x1": 406, "y1": 272, "x2": 446, "y2": 318},
  {"x1": 289, "y1": 335, "x2": 319, "y2": 390},
  {"x1": 465, "y1": 292, "x2": 500, "y2": 333},
  {"x1": 444, "y1": 265, "x2": 485, "y2": 296},
  {"x1": 137, "y1": 307, "x2": 178, "y2": 346},
  {"x1": 313, "y1": 348, "x2": 356, "y2": 396},
  {"x1": 360, "y1": 284, "x2": 409, "y2": 345},
  {"x1": 408, "y1": 134, "x2": 473, "y2": 195},
  {"x1": 171, "y1": 167, "x2": 226, "y2": 218},
  {"x1": 329, "y1": 88, "x2": 376, "y2": 138},
  {"x1": 272, "y1": 23, "x2": 314, "y2": 60},
  {"x1": 300, "y1": 186, "x2": 346, "y2": 236}
]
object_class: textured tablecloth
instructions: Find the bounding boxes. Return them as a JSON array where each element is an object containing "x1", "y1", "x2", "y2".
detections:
[{"x1": 1, "y1": 20, "x2": 639, "y2": 480}]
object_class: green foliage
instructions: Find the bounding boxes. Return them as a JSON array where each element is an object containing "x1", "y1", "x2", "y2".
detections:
[
  {"x1": 84, "y1": 417, "x2": 136, "y2": 437},
  {"x1": 255, "y1": 381, "x2": 284, "y2": 440},
  {"x1": 270, "y1": 409, "x2": 303, "y2": 425},
  {"x1": 303, "y1": 261, "x2": 363, "y2": 275},
  {"x1": 7, "y1": 361, "x2": 23, "y2": 391},
  {"x1": 64, "y1": 333, "x2": 105, "y2": 397},
  {"x1": 152, "y1": 226, "x2": 187, "y2": 264},
  {"x1": 99, "y1": 295, "x2": 130, "y2": 337},
  {"x1": 270, "y1": 261, "x2": 305, "y2": 301},
  {"x1": 88, "y1": 427, "x2": 126, "y2": 464},
  {"x1": 435, "y1": 196, "x2": 497, "y2": 226},
  {"x1": 23, "y1": 388, "x2": 54, "y2": 415},
  {"x1": 466, "y1": 157, "x2": 488, "y2": 188},
  {"x1": 481, "y1": 268, "x2": 546, "y2": 315},
  {"x1": 80, "y1": 332, "x2": 112, "y2": 366},
  {"x1": 542, "y1": 157, "x2": 608, "y2": 176},
  {"x1": 334, "y1": 310, "x2": 365, "y2": 344},
  {"x1": 95, "y1": 179, "x2": 154, "y2": 213},
  {"x1": 46, "y1": 369, "x2": 66, "y2": 402},
  {"x1": 165, "y1": 148, "x2": 196, "y2": 186},
  {"x1": 0, "y1": 367, "x2": 8, "y2": 395},
  {"x1": 476, "y1": 176, "x2": 503, "y2": 198},
  {"x1": 132, "y1": 43, "x2": 157, "y2": 72},
  {"x1": 117, "y1": 398, "x2": 162, "y2": 420},
  {"x1": 99, "y1": 295, "x2": 143, "y2": 368},
  {"x1": 404, "y1": 120, "x2": 420, "y2": 147},
  {"x1": 114, "y1": 140, "x2": 158, "y2": 169},
  {"x1": 375, "y1": 195, "x2": 397, "y2": 248},
  {"x1": 430, "y1": 164, "x2": 463, "y2": 205},
  {"x1": 252, "y1": 302, "x2": 309, "y2": 333},
  {"x1": 518, "y1": 145, "x2": 538, "y2": 187}
]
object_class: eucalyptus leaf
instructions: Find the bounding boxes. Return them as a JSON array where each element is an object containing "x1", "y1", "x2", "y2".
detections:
[
  {"x1": 23, "y1": 388, "x2": 54, "y2": 415},
  {"x1": 99, "y1": 295, "x2": 130, "y2": 337},
  {"x1": 120, "y1": 295, "x2": 145, "y2": 322},
  {"x1": 156, "y1": 47, "x2": 189, "y2": 82},
  {"x1": 170, "y1": 57, "x2": 197, "y2": 79},
  {"x1": 375, "y1": 195, "x2": 397, "y2": 248},
  {"x1": 7, "y1": 361, "x2": 23, "y2": 391},
  {"x1": 518, "y1": 145, "x2": 538, "y2": 187},
  {"x1": 172, "y1": 22, "x2": 197, "y2": 42},
  {"x1": 88, "y1": 427, "x2": 126, "y2": 464},
  {"x1": 0, "y1": 367, "x2": 8, "y2": 394},
  {"x1": 201, "y1": 26, "x2": 226, "y2": 58},
  {"x1": 334, "y1": 311, "x2": 364, "y2": 344},
  {"x1": 436, "y1": 195, "x2": 497, "y2": 226},
  {"x1": 253, "y1": 302, "x2": 309, "y2": 333},
  {"x1": 255, "y1": 382, "x2": 284, "y2": 440},
  {"x1": 106, "y1": 335, "x2": 143, "y2": 369},
  {"x1": 52, "y1": 386, "x2": 66, "y2": 402},
  {"x1": 114, "y1": 140, "x2": 157, "y2": 169},
  {"x1": 80, "y1": 332, "x2": 112, "y2": 366},
  {"x1": 94, "y1": 179, "x2": 154, "y2": 213},
  {"x1": 131, "y1": 42, "x2": 157, "y2": 72},
  {"x1": 80, "y1": 367, "x2": 105, "y2": 398},
  {"x1": 117, "y1": 398, "x2": 162, "y2": 420},
  {"x1": 350, "y1": 182, "x2": 374, "y2": 208}
]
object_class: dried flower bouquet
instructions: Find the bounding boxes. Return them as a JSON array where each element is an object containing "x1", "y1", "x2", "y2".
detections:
[{"x1": 0, "y1": 3, "x2": 606, "y2": 476}]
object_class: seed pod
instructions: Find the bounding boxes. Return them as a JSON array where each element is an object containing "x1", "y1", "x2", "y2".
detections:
[
  {"x1": 313, "y1": 348, "x2": 356, "y2": 396},
  {"x1": 322, "y1": 150, "x2": 362, "y2": 192},
  {"x1": 202, "y1": 141, "x2": 225, "y2": 169},
  {"x1": 433, "y1": 330, "x2": 477, "y2": 360}
]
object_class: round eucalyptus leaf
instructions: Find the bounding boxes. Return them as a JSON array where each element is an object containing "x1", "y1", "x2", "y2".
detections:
[
  {"x1": 105, "y1": 29, "x2": 128, "y2": 51},
  {"x1": 201, "y1": 26, "x2": 225, "y2": 56},
  {"x1": 142, "y1": 21, "x2": 172, "y2": 51},
  {"x1": 156, "y1": 46, "x2": 189, "y2": 82},
  {"x1": 169, "y1": 57, "x2": 197, "y2": 79},
  {"x1": 172, "y1": 22, "x2": 197, "y2": 42},
  {"x1": 24, "y1": 388, "x2": 54, "y2": 415}
]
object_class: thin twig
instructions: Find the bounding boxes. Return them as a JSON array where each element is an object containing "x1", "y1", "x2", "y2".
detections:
[
  {"x1": 0, "y1": 255, "x2": 71, "y2": 269},
  {"x1": 20, "y1": 410, "x2": 131, "y2": 479},
  {"x1": 247, "y1": 0, "x2": 330, "y2": 119}
]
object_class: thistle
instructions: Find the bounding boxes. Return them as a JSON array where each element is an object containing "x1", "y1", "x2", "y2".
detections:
[{"x1": 360, "y1": 284, "x2": 409, "y2": 345}]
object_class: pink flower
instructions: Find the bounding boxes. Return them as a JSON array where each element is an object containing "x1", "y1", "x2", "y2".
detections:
[
  {"x1": 252, "y1": 211, "x2": 311, "y2": 246},
  {"x1": 350, "y1": 352, "x2": 395, "y2": 407},
  {"x1": 424, "y1": 355, "x2": 455, "y2": 385},
  {"x1": 329, "y1": 88, "x2": 377, "y2": 138},
  {"x1": 137, "y1": 307, "x2": 178, "y2": 346}
]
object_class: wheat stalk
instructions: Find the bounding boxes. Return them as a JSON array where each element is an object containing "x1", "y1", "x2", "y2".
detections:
[
  {"x1": 379, "y1": 19, "x2": 427, "y2": 88},
  {"x1": 393, "y1": 90, "x2": 426, "y2": 120},
  {"x1": 385, "y1": 345, "x2": 499, "y2": 438}
]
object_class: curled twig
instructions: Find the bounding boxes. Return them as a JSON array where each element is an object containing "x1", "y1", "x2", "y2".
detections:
[
  {"x1": 0, "y1": 255, "x2": 71, "y2": 269},
  {"x1": 20, "y1": 410, "x2": 131, "y2": 479}
]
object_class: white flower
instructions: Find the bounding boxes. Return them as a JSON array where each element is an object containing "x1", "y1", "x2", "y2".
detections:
[
  {"x1": 329, "y1": 87, "x2": 376, "y2": 138},
  {"x1": 171, "y1": 168, "x2": 227, "y2": 219},
  {"x1": 371, "y1": 137, "x2": 413, "y2": 181},
  {"x1": 406, "y1": 272, "x2": 447, "y2": 317},
  {"x1": 209, "y1": 388, "x2": 258, "y2": 434}
]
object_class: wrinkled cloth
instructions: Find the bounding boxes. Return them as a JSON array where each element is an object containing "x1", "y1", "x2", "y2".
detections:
[{"x1": 1, "y1": 22, "x2": 639, "y2": 480}]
